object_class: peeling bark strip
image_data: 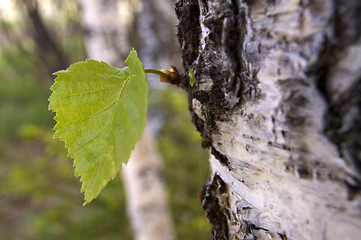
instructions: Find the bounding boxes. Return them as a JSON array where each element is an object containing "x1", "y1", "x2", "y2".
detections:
[{"x1": 176, "y1": 0, "x2": 361, "y2": 239}]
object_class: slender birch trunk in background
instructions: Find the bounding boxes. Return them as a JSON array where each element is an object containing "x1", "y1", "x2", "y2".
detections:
[
  {"x1": 175, "y1": 0, "x2": 361, "y2": 239},
  {"x1": 79, "y1": 0, "x2": 130, "y2": 67},
  {"x1": 122, "y1": 127, "x2": 175, "y2": 240},
  {"x1": 18, "y1": 0, "x2": 69, "y2": 75},
  {"x1": 79, "y1": 1, "x2": 175, "y2": 239}
]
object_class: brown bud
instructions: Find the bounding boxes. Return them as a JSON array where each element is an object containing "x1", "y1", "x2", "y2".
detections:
[{"x1": 160, "y1": 65, "x2": 180, "y2": 85}]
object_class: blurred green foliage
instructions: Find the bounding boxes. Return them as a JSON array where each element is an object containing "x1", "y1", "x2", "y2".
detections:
[
  {"x1": 0, "y1": 41, "x2": 53, "y2": 147},
  {"x1": 0, "y1": 126, "x2": 132, "y2": 240},
  {"x1": 0, "y1": 2, "x2": 211, "y2": 239},
  {"x1": 150, "y1": 87, "x2": 211, "y2": 240}
]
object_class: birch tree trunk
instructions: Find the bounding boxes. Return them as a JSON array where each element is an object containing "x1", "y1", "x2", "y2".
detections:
[
  {"x1": 79, "y1": 1, "x2": 175, "y2": 239},
  {"x1": 122, "y1": 127, "x2": 175, "y2": 240},
  {"x1": 175, "y1": 0, "x2": 361, "y2": 239},
  {"x1": 79, "y1": 0, "x2": 131, "y2": 67},
  {"x1": 18, "y1": 0, "x2": 69, "y2": 76}
]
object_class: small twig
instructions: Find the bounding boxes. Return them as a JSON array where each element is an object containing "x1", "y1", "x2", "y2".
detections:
[
  {"x1": 144, "y1": 69, "x2": 168, "y2": 79},
  {"x1": 145, "y1": 66, "x2": 181, "y2": 86}
]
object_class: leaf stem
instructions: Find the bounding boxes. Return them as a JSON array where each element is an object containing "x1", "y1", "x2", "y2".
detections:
[{"x1": 144, "y1": 68, "x2": 168, "y2": 79}]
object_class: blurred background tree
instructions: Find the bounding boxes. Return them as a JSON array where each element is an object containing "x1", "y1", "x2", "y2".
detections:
[{"x1": 0, "y1": 0, "x2": 211, "y2": 239}]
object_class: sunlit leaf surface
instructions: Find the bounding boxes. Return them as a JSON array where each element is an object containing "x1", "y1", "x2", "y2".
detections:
[{"x1": 49, "y1": 49, "x2": 147, "y2": 204}]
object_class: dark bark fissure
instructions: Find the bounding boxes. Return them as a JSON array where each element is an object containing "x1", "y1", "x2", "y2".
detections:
[
  {"x1": 176, "y1": 0, "x2": 259, "y2": 140},
  {"x1": 211, "y1": 147, "x2": 230, "y2": 167},
  {"x1": 325, "y1": 0, "x2": 361, "y2": 181},
  {"x1": 325, "y1": 80, "x2": 361, "y2": 199},
  {"x1": 175, "y1": 0, "x2": 201, "y2": 70},
  {"x1": 202, "y1": 174, "x2": 273, "y2": 240},
  {"x1": 310, "y1": 0, "x2": 361, "y2": 189},
  {"x1": 202, "y1": 175, "x2": 230, "y2": 240}
]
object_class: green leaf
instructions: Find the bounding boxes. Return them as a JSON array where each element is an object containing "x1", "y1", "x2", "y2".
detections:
[
  {"x1": 48, "y1": 49, "x2": 148, "y2": 204},
  {"x1": 189, "y1": 68, "x2": 195, "y2": 87}
]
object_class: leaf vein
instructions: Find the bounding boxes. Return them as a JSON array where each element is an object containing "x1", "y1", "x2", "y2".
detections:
[
  {"x1": 56, "y1": 99, "x2": 118, "y2": 135},
  {"x1": 90, "y1": 76, "x2": 130, "y2": 195},
  {"x1": 123, "y1": 91, "x2": 141, "y2": 116},
  {"x1": 56, "y1": 86, "x2": 122, "y2": 99},
  {"x1": 71, "y1": 131, "x2": 103, "y2": 155}
]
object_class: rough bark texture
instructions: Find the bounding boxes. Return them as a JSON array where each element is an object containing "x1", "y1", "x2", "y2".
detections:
[{"x1": 176, "y1": 0, "x2": 361, "y2": 239}]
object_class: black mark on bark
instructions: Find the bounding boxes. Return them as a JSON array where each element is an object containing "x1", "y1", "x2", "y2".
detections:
[
  {"x1": 175, "y1": 0, "x2": 201, "y2": 69},
  {"x1": 202, "y1": 174, "x2": 229, "y2": 240},
  {"x1": 211, "y1": 147, "x2": 230, "y2": 166}
]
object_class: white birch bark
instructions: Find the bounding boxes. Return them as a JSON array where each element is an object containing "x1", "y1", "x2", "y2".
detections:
[{"x1": 175, "y1": 0, "x2": 361, "y2": 239}]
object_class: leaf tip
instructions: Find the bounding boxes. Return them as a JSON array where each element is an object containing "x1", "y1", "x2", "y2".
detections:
[
  {"x1": 82, "y1": 199, "x2": 90, "y2": 206},
  {"x1": 53, "y1": 69, "x2": 65, "y2": 77},
  {"x1": 126, "y1": 48, "x2": 138, "y2": 61}
]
